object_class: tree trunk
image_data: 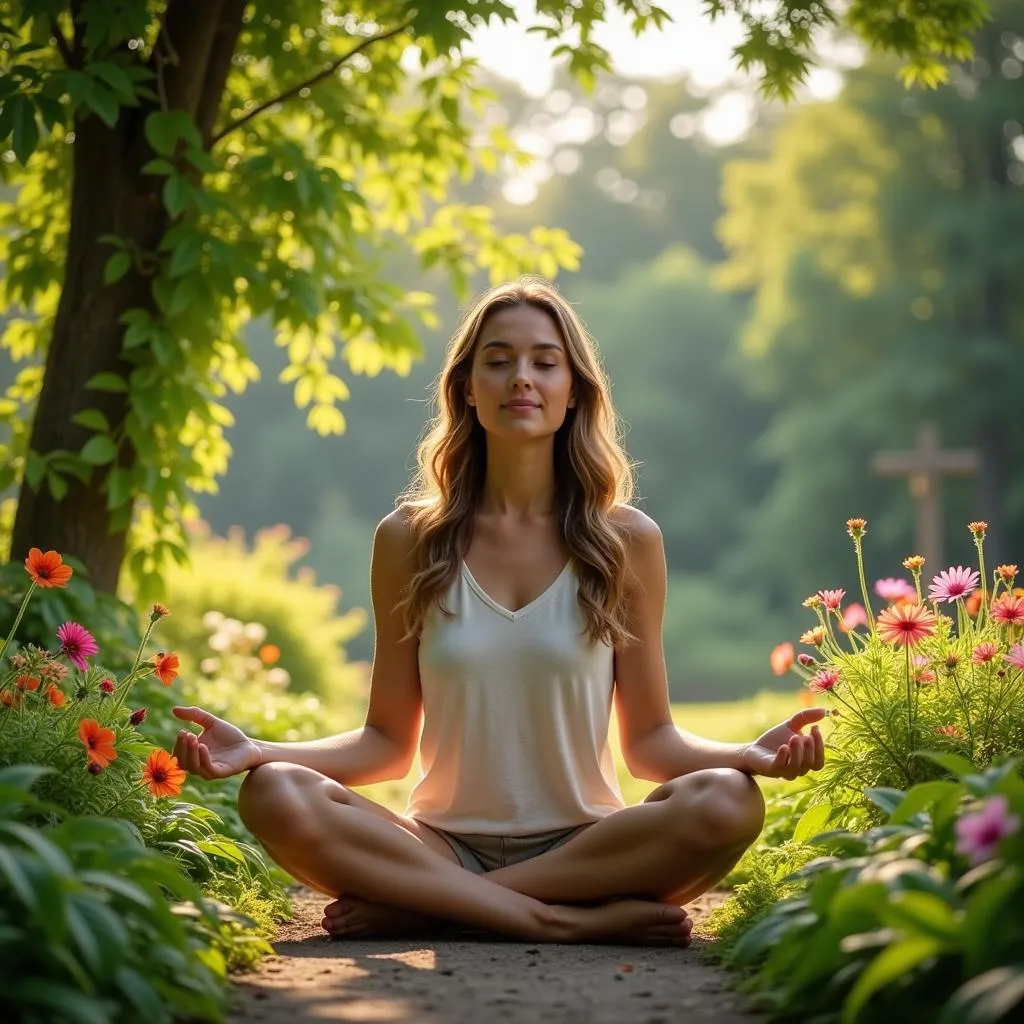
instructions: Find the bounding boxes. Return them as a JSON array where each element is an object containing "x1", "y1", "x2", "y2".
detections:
[{"x1": 9, "y1": 0, "x2": 245, "y2": 591}]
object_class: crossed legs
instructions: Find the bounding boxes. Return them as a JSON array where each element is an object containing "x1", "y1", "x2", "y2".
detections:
[{"x1": 237, "y1": 764, "x2": 765, "y2": 945}]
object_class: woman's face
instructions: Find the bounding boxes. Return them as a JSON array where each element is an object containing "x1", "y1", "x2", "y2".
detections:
[{"x1": 465, "y1": 304, "x2": 577, "y2": 439}]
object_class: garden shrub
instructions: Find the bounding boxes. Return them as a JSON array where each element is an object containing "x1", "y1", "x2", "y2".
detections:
[{"x1": 152, "y1": 521, "x2": 368, "y2": 715}]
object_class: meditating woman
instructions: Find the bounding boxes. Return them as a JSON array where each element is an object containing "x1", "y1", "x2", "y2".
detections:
[{"x1": 172, "y1": 277, "x2": 825, "y2": 946}]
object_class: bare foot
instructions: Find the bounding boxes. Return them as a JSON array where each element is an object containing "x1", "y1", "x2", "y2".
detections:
[
  {"x1": 554, "y1": 899, "x2": 693, "y2": 946},
  {"x1": 322, "y1": 896, "x2": 448, "y2": 939}
]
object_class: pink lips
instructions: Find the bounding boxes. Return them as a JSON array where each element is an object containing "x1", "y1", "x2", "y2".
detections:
[{"x1": 503, "y1": 400, "x2": 539, "y2": 409}]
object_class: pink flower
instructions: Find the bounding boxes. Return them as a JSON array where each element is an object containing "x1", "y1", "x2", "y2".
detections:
[
  {"x1": 98, "y1": 678, "x2": 115, "y2": 695},
  {"x1": 809, "y1": 668, "x2": 840, "y2": 693},
  {"x1": 1005, "y1": 643, "x2": 1024, "y2": 670},
  {"x1": 875, "y1": 577, "x2": 916, "y2": 602},
  {"x1": 991, "y1": 594, "x2": 1024, "y2": 627},
  {"x1": 972, "y1": 642, "x2": 997, "y2": 665},
  {"x1": 818, "y1": 589, "x2": 845, "y2": 611},
  {"x1": 877, "y1": 604, "x2": 937, "y2": 647},
  {"x1": 770, "y1": 642, "x2": 795, "y2": 676},
  {"x1": 928, "y1": 566, "x2": 981, "y2": 604},
  {"x1": 56, "y1": 622, "x2": 99, "y2": 672},
  {"x1": 955, "y1": 795, "x2": 1021, "y2": 865},
  {"x1": 840, "y1": 602, "x2": 868, "y2": 630}
]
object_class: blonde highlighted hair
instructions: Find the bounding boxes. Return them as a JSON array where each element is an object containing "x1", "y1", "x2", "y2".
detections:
[{"x1": 397, "y1": 277, "x2": 636, "y2": 646}]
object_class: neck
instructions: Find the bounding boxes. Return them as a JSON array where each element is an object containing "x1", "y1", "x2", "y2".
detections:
[{"x1": 479, "y1": 437, "x2": 557, "y2": 517}]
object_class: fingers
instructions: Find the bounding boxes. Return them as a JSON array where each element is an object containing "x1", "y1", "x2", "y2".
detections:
[
  {"x1": 172, "y1": 706, "x2": 218, "y2": 729},
  {"x1": 811, "y1": 724, "x2": 825, "y2": 770},
  {"x1": 787, "y1": 707, "x2": 829, "y2": 731},
  {"x1": 174, "y1": 729, "x2": 213, "y2": 779}
]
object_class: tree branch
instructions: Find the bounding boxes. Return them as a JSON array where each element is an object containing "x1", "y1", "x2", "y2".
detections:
[
  {"x1": 50, "y1": 18, "x2": 75, "y2": 67},
  {"x1": 210, "y1": 17, "x2": 415, "y2": 146}
]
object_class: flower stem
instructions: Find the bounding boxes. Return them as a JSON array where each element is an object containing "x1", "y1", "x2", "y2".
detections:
[
  {"x1": 112, "y1": 619, "x2": 160, "y2": 713},
  {"x1": 98, "y1": 779, "x2": 148, "y2": 818},
  {"x1": 0, "y1": 582, "x2": 37, "y2": 663},
  {"x1": 975, "y1": 538, "x2": 988, "y2": 629},
  {"x1": 905, "y1": 644, "x2": 914, "y2": 748},
  {"x1": 948, "y1": 668, "x2": 975, "y2": 758},
  {"x1": 854, "y1": 540, "x2": 876, "y2": 636}
]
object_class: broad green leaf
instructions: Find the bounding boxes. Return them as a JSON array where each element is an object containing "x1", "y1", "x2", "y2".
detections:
[
  {"x1": 85, "y1": 86, "x2": 119, "y2": 128},
  {"x1": 80, "y1": 435, "x2": 117, "y2": 465},
  {"x1": 792, "y1": 801, "x2": 833, "y2": 843},
  {"x1": 9, "y1": 94, "x2": 39, "y2": 165},
  {"x1": 72, "y1": 408, "x2": 111, "y2": 432},
  {"x1": 881, "y1": 891, "x2": 959, "y2": 943},
  {"x1": 86, "y1": 372, "x2": 128, "y2": 392},
  {"x1": 865, "y1": 787, "x2": 905, "y2": 817},
  {"x1": 103, "y1": 250, "x2": 132, "y2": 285},
  {"x1": 162, "y1": 175, "x2": 191, "y2": 218},
  {"x1": 47, "y1": 470, "x2": 68, "y2": 500},
  {"x1": 890, "y1": 780, "x2": 964, "y2": 825},
  {"x1": 144, "y1": 109, "x2": 202, "y2": 157},
  {"x1": 842, "y1": 936, "x2": 942, "y2": 1023},
  {"x1": 915, "y1": 751, "x2": 979, "y2": 779}
]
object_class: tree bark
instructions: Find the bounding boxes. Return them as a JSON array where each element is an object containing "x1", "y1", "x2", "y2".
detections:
[{"x1": 9, "y1": 0, "x2": 244, "y2": 591}]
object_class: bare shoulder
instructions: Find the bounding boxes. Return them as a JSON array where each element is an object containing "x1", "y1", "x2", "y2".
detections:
[
  {"x1": 374, "y1": 505, "x2": 417, "y2": 561},
  {"x1": 610, "y1": 504, "x2": 664, "y2": 550}
]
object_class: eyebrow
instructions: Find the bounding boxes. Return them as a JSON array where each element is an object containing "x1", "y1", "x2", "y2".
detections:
[{"x1": 480, "y1": 340, "x2": 564, "y2": 352}]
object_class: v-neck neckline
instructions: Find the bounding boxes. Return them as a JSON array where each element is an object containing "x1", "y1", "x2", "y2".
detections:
[{"x1": 461, "y1": 560, "x2": 572, "y2": 622}]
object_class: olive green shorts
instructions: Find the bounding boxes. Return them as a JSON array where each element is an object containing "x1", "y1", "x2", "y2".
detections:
[{"x1": 419, "y1": 821, "x2": 593, "y2": 875}]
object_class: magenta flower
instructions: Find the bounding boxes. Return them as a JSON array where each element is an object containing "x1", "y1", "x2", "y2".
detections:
[
  {"x1": 928, "y1": 566, "x2": 981, "y2": 604},
  {"x1": 1005, "y1": 643, "x2": 1024, "y2": 670},
  {"x1": 809, "y1": 668, "x2": 840, "y2": 693},
  {"x1": 875, "y1": 577, "x2": 916, "y2": 602},
  {"x1": 955, "y1": 796, "x2": 1021, "y2": 865},
  {"x1": 972, "y1": 642, "x2": 997, "y2": 665},
  {"x1": 56, "y1": 622, "x2": 99, "y2": 671},
  {"x1": 817, "y1": 589, "x2": 845, "y2": 611}
]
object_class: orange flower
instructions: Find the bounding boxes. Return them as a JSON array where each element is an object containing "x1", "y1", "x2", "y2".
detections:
[
  {"x1": 965, "y1": 590, "x2": 984, "y2": 617},
  {"x1": 936, "y1": 724, "x2": 962, "y2": 739},
  {"x1": 1, "y1": 690, "x2": 20, "y2": 708},
  {"x1": 258, "y1": 643, "x2": 281, "y2": 665},
  {"x1": 846, "y1": 518, "x2": 867, "y2": 540},
  {"x1": 903, "y1": 555, "x2": 926, "y2": 573},
  {"x1": 151, "y1": 652, "x2": 180, "y2": 686},
  {"x1": 24, "y1": 548, "x2": 73, "y2": 588},
  {"x1": 15, "y1": 674, "x2": 40, "y2": 691},
  {"x1": 800, "y1": 627, "x2": 825, "y2": 647},
  {"x1": 150, "y1": 602, "x2": 170, "y2": 622},
  {"x1": 877, "y1": 604, "x2": 937, "y2": 647},
  {"x1": 142, "y1": 749, "x2": 186, "y2": 798},
  {"x1": 46, "y1": 685, "x2": 66, "y2": 708},
  {"x1": 968, "y1": 521, "x2": 988, "y2": 538},
  {"x1": 769, "y1": 642, "x2": 794, "y2": 676},
  {"x1": 78, "y1": 718, "x2": 118, "y2": 768},
  {"x1": 995, "y1": 564, "x2": 1018, "y2": 584}
]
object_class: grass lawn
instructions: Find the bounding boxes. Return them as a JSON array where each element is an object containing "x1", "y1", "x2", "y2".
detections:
[{"x1": 356, "y1": 688, "x2": 810, "y2": 812}]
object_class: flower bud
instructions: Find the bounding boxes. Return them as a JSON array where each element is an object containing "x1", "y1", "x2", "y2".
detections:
[
  {"x1": 99, "y1": 678, "x2": 115, "y2": 696},
  {"x1": 129, "y1": 707, "x2": 148, "y2": 726},
  {"x1": 903, "y1": 555, "x2": 926, "y2": 572},
  {"x1": 846, "y1": 518, "x2": 867, "y2": 540},
  {"x1": 797, "y1": 653, "x2": 817, "y2": 668},
  {"x1": 150, "y1": 602, "x2": 170, "y2": 622},
  {"x1": 87, "y1": 762, "x2": 103, "y2": 775},
  {"x1": 968, "y1": 521, "x2": 988, "y2": 538}
]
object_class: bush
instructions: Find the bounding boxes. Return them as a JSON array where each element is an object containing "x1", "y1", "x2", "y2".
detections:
[
  {"x1": 0, "y1": 765, "x2": 232, "y2": 1024},
  {"x1": 153, "y1": 521, "x2": 368, "y2": 714}
]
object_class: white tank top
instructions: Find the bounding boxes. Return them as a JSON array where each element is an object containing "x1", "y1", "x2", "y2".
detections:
[{"x1": 406, "y1": 559, "x2": 626, "y2": 835}]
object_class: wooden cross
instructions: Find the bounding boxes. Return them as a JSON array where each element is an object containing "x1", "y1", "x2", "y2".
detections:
[{"x1": 870, "y1": 422, "x2": 980, "y2": 570}]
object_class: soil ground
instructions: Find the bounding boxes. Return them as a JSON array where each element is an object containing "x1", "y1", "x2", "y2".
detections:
[{"x1": 227, "y1": 890, "x2": 766, "y2": 1024}]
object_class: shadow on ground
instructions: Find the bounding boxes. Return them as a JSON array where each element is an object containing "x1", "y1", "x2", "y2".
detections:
[{"x1": 228, "y1": 891, "x2": 766, "y2": 1024}]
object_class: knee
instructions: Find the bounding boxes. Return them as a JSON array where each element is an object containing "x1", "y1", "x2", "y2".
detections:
[
  {"x1": 672, "y1": 768, "x2": 765, "y2": 849},
  {"x1": 238, "y1": 762, "x2": 347, "y2": 844}
]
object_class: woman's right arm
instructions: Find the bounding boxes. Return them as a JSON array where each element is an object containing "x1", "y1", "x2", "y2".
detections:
[{"x1": 173, "y1": 509, "x2": 424, "y2": 786}]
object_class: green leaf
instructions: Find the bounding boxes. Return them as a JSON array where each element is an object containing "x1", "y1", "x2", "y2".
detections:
[
  {"x1": 9, "y1": 94, "x2": 39, "y2": 165},
  {"x1": 162, "y1": 176, "x2": 191, "y2": 218},
  {"x1": 169, "y1": 234, "x2": 202, "y2": 277},
  {"x1": 881, "y1": 891, "x2": 959, "y2": 943},
  {"x1": 196, "y1": 838, "x2": 248, "y2": 867},
  {"x1": 3, "y1": 982, "x2": 110, "y2": 1024},
  {"x1": 939, "y1": 966, "x2": 1024, "y2": 1024},
  {"x1": 24, "y1": 450, "x2": 46, "y2": 489},
  {"x1": 80, "y1": 435, "x2": 117, "y2": 466},
  {"x1": 865, "y1": 787, "x2": 906, "y2": 817},
  {"x1": 842, "y1": 936, "x2": 942, "y2": 1023},
  {"x1": 144, "y1": 110, "x2": 202, "y2": 157},
  {"x1": 72, "y1": 408, "x2": 111, "y2": 432},
  {"x1": 47, "y1": 470, "x2": 68, "y2": 500},
  {"x1": 85, "y1": 86, "x2": 119, "y2": 128},
  {"x1": 141, "y1": 157, "x2": 175, "y2": 176},
  {"x1": 86, "y1": 372, "x2": 128, "y2": 392},
  {"x1": 890, "y1": 780, "x2": 964, "y2": 825},
  {"x1": 792, "y1": 801, "x2": 833, "y2": 843},
  {"x1": 915, "y1": 751, "x2": 979, "y2": 779},
  {"x1": 103, "y1": 250, "x2": 132, "y2": 285},
  {"x1": 105, "y1": 467, "x2": 132, "y2": 510},
  {"x1": 0, "y1": 845, "x2": 37, "y2": 909},
  {"x1": 90, "y1": 61, "x2": 135, "y2": 101}
]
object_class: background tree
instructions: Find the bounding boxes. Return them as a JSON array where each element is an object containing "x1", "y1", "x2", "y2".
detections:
[{"x1": 0, "y1": 0, "x2": 995, "y2": 600}]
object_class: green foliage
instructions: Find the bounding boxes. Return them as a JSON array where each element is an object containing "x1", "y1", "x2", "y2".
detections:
[
  {"x1": 152, "y1": 521, "x2": 368, "y2": 713},
  {"x1": 724, "y1": 759, "x2": 1024, "y2": 1023},
  {"x1": 0, "y1": 765, "x2": 230, "y2": 1024}
]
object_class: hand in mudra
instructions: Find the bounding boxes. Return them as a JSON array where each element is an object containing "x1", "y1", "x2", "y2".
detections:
[
  {"x1": 740, "y1": 708, "x2": 828, "y2": 780},
  {"x1": 172, "y1": 706, "x2": 262, "y2": 780}
]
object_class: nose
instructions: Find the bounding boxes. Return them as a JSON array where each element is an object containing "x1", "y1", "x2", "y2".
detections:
[{"x1": 511, "y1": 358, "x2": 534, "y2": 391}]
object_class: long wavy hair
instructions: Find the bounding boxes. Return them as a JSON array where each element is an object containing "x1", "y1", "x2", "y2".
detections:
[{"x1": 397, "y1": 277, "x2": 637, "y2": 646}]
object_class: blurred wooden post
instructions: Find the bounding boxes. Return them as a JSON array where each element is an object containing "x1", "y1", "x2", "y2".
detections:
[{"x1": 870, "y1": 422, "x2": 980, "y2": 570}]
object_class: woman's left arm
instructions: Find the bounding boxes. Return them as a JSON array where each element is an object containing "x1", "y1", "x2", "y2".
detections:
[{"x1": 612, "y1": 508, "x2": 825, "y2": 782}]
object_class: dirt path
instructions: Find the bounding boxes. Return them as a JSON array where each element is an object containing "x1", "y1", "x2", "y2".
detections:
[{"x1": 228, "y1": 891, "x2": 764, "y2": 1023}]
